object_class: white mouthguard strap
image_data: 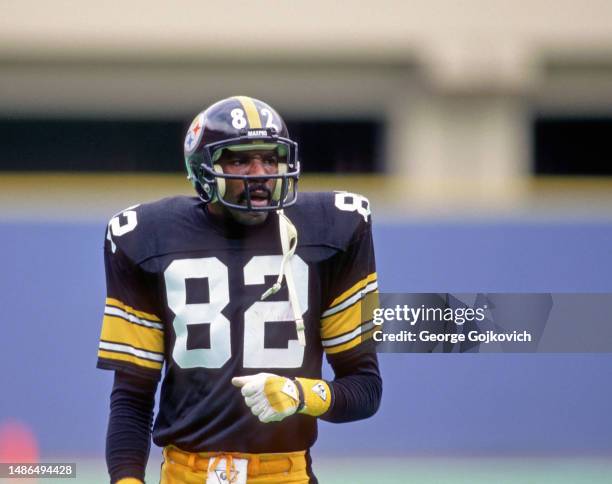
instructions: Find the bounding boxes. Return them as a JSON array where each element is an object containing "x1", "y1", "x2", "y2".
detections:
[{"x1": 260, "y1": 210, "x2": 305, "y2": 346}]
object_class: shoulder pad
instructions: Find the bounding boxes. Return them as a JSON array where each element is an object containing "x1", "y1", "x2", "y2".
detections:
[
  {"x1": 104, "y1": 196, "x2": 201, "y2": 263},
  {"x1": 288, "y1": 191, "x2": 372, "y2": 250}
]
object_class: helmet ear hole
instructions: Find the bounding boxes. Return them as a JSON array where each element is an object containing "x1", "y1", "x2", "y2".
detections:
[
  {"x1": 213, "y1": 164, "x2": 225, "y2": 198},
  {"x1": 272, "y1": 163, "x2": 288, "y2": 202}
]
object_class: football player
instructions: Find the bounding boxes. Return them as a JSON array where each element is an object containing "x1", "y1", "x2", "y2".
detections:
[{"x1": 97, "y1": 96, "x2": 382, "y2": 483}]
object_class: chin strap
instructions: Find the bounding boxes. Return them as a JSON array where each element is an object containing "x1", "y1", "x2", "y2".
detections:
[{"x1": 260, "y1": 210, "x2": 306, "y2": 346}]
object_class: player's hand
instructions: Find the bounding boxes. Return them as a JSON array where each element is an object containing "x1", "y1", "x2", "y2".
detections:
[
  {"x1": 232, "y1": 373, "x2": 300, "y2": 423},
  {"x1": 232, "y1": 373, "x2": 332, "y2": 423}
]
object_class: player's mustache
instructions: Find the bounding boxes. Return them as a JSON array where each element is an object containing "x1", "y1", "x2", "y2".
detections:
[{"x1": 238, "y1": 184, "x2": 271, "y2": 203}]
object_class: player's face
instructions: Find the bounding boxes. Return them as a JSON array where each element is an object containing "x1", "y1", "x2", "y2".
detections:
[{"x1": 211, "y1": 149, "x2": 279, "y2": 225}]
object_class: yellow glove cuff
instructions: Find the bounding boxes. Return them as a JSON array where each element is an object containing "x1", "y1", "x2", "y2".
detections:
[
  {"x1": 295, "y1": 378, "x2": 331, "y2": 417},
  {"x1": 116, "y1": 479, "x2": 143, "y2": 484}
]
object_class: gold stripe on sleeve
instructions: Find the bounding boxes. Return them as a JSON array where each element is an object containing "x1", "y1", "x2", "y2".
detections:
[
  {"x1": 234, "y1": 96, "x2": 262, "y2": 129},
  {"x1": 97, "y1": 350, "x2": 163, "y2": 370},
  {"x1": 328, "y1": 272, "x2": 377, "y2": 308},
  {"x1": 321, "y1": 304, "x2": 361, "y2": 340},
  {"x1": 101, "y1": 315, "x2": 164, "y2": 354},
  {"x1": 321, "y1": 290, "x2": 379, "y2": 340}
]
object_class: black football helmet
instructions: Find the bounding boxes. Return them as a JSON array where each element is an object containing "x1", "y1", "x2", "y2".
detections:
[{"x1": 184, "y1": 96, "x2": 300, "y2": 211}]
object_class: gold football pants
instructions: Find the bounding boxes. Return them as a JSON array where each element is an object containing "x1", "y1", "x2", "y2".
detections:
[{"x1": 160, "y1": 446, "x2": 310, "y2": 483}]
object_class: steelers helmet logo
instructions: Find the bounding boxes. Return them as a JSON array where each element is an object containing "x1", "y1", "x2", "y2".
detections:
[{"x1": 184, "y1": 113, "x2": 205, "y2": 153}]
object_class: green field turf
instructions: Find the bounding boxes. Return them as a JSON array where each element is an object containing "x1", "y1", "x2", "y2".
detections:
[{"x1": 38, "y1": 456, "x2": 612, "y2": 483}]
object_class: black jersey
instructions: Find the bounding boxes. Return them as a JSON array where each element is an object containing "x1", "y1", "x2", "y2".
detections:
[{"x1": 97, "y1": 191, "x2": 377, "y2": 453}]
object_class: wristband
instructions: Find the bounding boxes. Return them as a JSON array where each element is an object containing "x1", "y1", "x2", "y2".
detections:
[{"x1": 294, "y1": 378, "x2": 332, "y2": 417}]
